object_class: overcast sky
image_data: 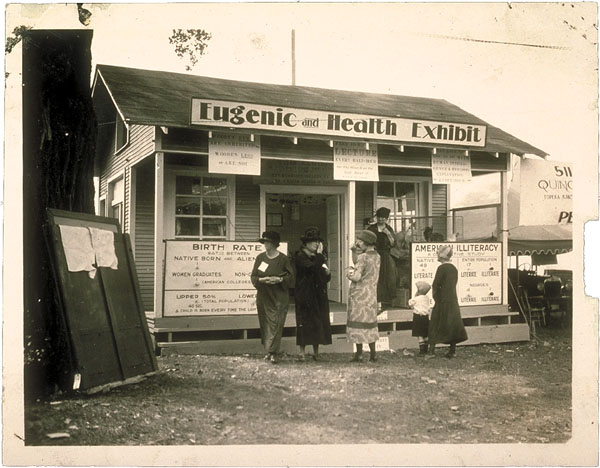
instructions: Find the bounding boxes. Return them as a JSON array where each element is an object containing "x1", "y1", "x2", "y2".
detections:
[
  {"x1": 8, "y1": 3, "x2": 597, "y2": 161},
  {"x1": 6, "y1": 2, "x2": 596, "y2": 268}
]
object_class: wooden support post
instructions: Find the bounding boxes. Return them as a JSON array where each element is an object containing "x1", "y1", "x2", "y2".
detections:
[
  {"x1": 153, "y1": 152, "x2": 165, "y2": 319},
  {"x1": 501, "y1": 169, "x2": 509, "y2": 306},
  {"x1": 345, "y1": 181, "x2": 356, "y2": 304}
]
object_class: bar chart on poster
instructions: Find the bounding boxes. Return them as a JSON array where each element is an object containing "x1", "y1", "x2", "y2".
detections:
[
  {"x1": 411, "y1": 242, "x2": 502, "y2": 306},
  {"x1": 163, "y1": 240, "x2": 288, "y2": 316}
]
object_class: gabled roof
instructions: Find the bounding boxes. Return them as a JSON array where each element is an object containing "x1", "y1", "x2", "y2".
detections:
[{"x1": 93, "y1": 64, "x2": 547, "y2": 157}]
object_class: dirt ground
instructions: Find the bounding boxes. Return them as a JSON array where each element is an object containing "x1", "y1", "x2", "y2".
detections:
[{"x1": 24, "y1": 326, "x2": 571, "y2": 445}]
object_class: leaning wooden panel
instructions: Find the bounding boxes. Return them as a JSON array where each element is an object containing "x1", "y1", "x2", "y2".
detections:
[{"x1": 46, "y1": 208, "x2": 158, "y2": 392}]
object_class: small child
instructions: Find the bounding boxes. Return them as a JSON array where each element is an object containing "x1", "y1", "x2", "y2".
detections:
[{"x1": 409, "y1": 281, "x2": 434, "y2": 356}]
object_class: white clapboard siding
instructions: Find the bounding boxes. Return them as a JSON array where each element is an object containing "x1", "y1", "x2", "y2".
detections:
[{"x1": 134, "y1": 162, "x2": 155, "y2": 311}]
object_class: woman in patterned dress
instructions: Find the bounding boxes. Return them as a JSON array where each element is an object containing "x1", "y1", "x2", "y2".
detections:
[
  {"x1": 346, "y1": 230, "x2": 380, "y2": 362},
  {"x1": 251, "y1": 231, "x2": 295, "y2": 364}
]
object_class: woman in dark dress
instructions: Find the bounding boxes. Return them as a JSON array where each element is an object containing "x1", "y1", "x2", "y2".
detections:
[
  {"x1": 250, "y1": 231, "x2": 295, "y2": 364},
  {"x1": 427, "y1": 245, "x2": 468, "y2": 358},
  {"x1": 368, "y1": 207, "x2": 397, "y2": 309},
  {"x1": 294, "y1": 227, "x2": 332, "y2": 361}
]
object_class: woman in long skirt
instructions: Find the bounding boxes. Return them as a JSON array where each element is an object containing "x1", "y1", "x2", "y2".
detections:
[
  {"x1": 427, "y1": 245, "x2": 468, "y2": 358},
  {"x1": 251, "y1": 231, "x2": 295, "y2": 363},
  {"x1": 368, "y1": 207, "x2": 397, "y2": 309},
  {"x1": 346, "y1": 230, "x2": 380, "y2": 362},
  {"x1": 294, "y1": 227, "x2": 332, "y2": 361}
]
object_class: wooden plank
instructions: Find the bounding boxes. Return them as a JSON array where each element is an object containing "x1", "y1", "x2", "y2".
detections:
[
  {"x1": 151, "y1": 304, "x2": 516, "y2": 332},
  {"x1": 124, "y1": 234, "x2": 159, "y2": 371},
  {"x1": 158, "y1": 324, "x2": 530, "y2": 355}
]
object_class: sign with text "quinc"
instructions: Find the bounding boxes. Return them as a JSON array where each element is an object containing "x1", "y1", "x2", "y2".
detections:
[{"x1": 191, "y1": 99, "x2": 487, "y2": 147}]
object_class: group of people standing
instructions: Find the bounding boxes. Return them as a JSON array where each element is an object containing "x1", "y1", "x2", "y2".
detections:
[
  {"x1": 250, "y1": 207, "x2": 467, "y2": 363},
  {"x1": 250, "y1": 227, "x2": 332, "y2": 363}
]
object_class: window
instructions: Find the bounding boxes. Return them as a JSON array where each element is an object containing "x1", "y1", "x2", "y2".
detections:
[
  {"x1": 109, "y1": 177, "x2": 124, "y2": 227},
  {"x1": 376, "y1": 181, "x2": 419, "y2": 232},
  {"x1": 174, "y1": 175, "x2": 228, "y2": 239},
  {"x1": 115, "y1": 112, "x2": 128, "y2": 153}
]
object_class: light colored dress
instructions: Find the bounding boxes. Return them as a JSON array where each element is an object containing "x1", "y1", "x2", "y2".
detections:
[{"x1": 346, "y1": 250, "x2": 380, "y2": 344}]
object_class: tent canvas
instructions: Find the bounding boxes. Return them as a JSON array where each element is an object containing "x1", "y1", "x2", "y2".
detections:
[{"x1": 507, "y1": 163, "x2": 572, "y2": 256}]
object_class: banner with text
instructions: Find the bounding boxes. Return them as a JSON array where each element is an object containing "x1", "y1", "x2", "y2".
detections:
[
  {"x1": 333, "y1": 142, "x2": 379, "y2": 181},
  {"x1": 411, "y1": 242, "x2": 502, "y2": 306},
  {"x1": 519, "y1": 159, "x2": 573, "y2": 225},
  {"x1": 163, "y1": 240, "x2": 288, "y2": 316},
  {"x1": 191, "y1": 98, "x2": 487, "y2": 147},
  {"x1": 208, "y1": 132, "x2": 261, "y2": 175},
  {"x1": 431, "y1": 149, "x2": 472, "y2": 184}
]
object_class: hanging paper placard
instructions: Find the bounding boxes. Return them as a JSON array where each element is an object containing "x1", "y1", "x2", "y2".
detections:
[
  {"x1": 431, "y1": 149, "x2": 472, "y2": 184},
  {"x1": 333, "y1": 141, "x2": 379, "y2": 181},
  {"x1": 208, "y1": 132, "x2": 261, "y2": 175}
]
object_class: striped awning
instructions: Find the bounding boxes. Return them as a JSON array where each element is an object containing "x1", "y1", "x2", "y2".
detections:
[{"x1": 508, "y1": 224, "x2": 572, "y2": 256}]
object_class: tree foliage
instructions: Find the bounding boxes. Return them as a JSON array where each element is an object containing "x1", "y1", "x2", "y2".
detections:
[
  {"x1": 6, "y1": 25, "x2": 31, "y2": 54},
  {"x1": 168, "y1": 29, "x2": 212, "y2": 71}
]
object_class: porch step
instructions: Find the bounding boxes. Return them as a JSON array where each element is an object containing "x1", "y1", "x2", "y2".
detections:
[{"x1": 158, "y1": 324, "x2": 530, "y2": 356}]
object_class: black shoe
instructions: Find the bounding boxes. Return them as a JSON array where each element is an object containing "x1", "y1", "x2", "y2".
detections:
[
  {"x1": 369, "y1": 354, "x2": 378, "y2": 363},
  {"x1": 444, "y1": 352, "x2": 456, "y2": 359},
  {"x1": 350, "y1": 353, "x2": 363, "y2": 362}
]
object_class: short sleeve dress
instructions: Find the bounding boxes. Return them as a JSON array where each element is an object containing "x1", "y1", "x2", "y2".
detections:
[{"x1": 250, "y1": 251, "x2": 295, "y2": 354}]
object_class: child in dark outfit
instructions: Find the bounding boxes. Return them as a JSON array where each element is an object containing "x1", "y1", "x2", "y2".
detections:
[{"x1": 409, "y1": 281, "x2": 433, "y2": 355}]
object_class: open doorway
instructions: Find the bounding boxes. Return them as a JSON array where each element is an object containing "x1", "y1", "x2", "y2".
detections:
[{"x1": 263, "y1": 189, "x2": 344, "y2": 302}]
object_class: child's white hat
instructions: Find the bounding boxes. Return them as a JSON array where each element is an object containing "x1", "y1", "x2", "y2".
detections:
[{"x1": 416, "y1": 281, "x2": 431, "y2": 294}]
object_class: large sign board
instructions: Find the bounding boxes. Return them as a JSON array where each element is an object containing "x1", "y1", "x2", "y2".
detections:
[
  {"x1": 519, "y1": 159, "x2": 573, "y2": 225},
  {"x1": 333, "y1": 141, "x2": 379, "y2": 181},
  {"x1": 191, "y1": 99, "x2": 487, "y2": 147},
  {"x1": 411, "y1": 242, "x2": 502, "y2": 306},
  {"x1": 163, "y1": 240, "x2": 287, "y2": 316},
  {"x1": 208, "y1": 132, "x2": 261, "y2": 175}
]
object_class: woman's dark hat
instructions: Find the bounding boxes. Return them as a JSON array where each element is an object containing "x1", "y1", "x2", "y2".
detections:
[
  {"x1": 259, "y1": 231, "x2": 280, "y2": 246},
  {"x1": 301, "y1": 226, "x2": 322, "y2": 243},
  {"x1": 375, "y1": 207, "x2": 391, "y2": 218}
]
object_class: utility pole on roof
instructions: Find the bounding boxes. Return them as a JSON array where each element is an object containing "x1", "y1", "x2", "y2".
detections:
[{"x1": 291, "y1": 29, "x2": 296, "y2": 86}]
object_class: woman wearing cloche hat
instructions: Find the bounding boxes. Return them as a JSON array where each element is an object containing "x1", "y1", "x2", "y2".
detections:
[
  {"x1": 251, "y1": 231, "x2": 295, "y2": 363},
  {"x1": 367, "y1": 206, "x2": 397, "y2": 310},
  {"x1": 294, "y1": 227, "x2": 332, "y2": 361},
  {"x1": 346, "y1": 230, "x2": 380, "y2": 362}
]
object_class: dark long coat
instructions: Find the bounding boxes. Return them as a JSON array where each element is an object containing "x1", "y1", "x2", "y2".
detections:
[
  {"x1": 367, "y1": 223, "x2": 397, "y2": 303},
  {"x1": 428, "y1": 262, "x2": 468, "y2": 345},
  {"x1": 294, "y1": 250, "x2": 332, "y2": 346}
]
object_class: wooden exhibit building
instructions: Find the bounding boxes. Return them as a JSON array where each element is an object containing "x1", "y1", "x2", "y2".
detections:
[{"x1": 91, "y1": 64, "x2": 546, "y2": 354}]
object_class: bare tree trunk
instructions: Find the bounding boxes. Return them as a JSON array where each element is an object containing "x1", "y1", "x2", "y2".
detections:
[{"x1": 23, "y1": 30, "x2": 96, "y2": 398}]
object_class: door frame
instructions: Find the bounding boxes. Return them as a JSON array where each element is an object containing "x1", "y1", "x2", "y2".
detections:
[{"x1": 259, "y1": 184, "x2": 349, "y2": 304}]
